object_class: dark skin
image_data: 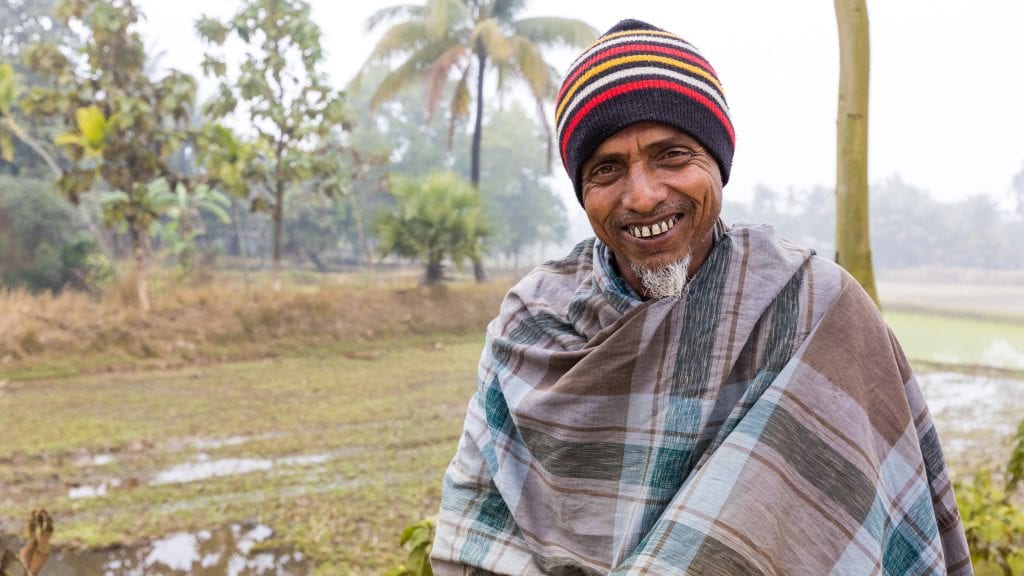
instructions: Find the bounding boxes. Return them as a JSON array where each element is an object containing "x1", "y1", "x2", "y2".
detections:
[{"x1": 580, "y1": 122, "x2": 724, "y2": 297}]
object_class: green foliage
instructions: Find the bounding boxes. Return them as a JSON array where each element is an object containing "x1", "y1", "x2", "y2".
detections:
[
  {"x1": 0, "y1": 61, "x2": 64, "y2": 177},
  {"x1": 282, "y1": 188, "x2": 347, "y2": 271},
  {"x1": 24, "y1": 0, "x2": 201, "y2": 309},
  {"x1": 1008, "y1": 419, "x2": 1024, "y2": 496},
  {"x1": 385, "y1": 518, "x2": 436, "y2": 576},
  {"x1": 375, "y1": 171, "x2": 489, "y2": 283},
  {"x1": 0, "y1": 175, "x2": 111, "y2": 293},
  {"x1": 0, "y1": 63, "x2": 15, "y2": 162},
  {"x1": 0, "y1": 0, "x2": 76, "y2": 178},
  {"x1": 196, "y1": 0, "x2": 349, "y2": 278},
  {"x1": 150, "y1": 178, "x2": 232, "y2": 273},
  {"x1": 53, "y1": 104, "x2": 118, "y2": 158},
  {"x1": 956, "y1": 419, "x2": 1024, "y2": 575}
]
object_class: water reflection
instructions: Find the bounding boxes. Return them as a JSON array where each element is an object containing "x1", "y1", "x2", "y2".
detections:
[
  {"x1": 151, "y1": 453, "x2": 331, "y2": 485},
  {"x1": 10, "y1": 523, "x2": 310, "y2": 575},
  {"x1": 68, "y1": 453, "x2": 334, "y2": 500}
]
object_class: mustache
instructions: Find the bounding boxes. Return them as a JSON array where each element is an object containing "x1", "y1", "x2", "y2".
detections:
[{"x1": 612, "y1": 199, "x2": 696, "y2": 228}]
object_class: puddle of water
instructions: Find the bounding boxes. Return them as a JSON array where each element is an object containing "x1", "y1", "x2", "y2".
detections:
[
  {"x1": 151, "y1": 453, "x2": 331, "y2": 486},
  {"x1": 2, "y1": 523, "x2": 311, "y2": 575},
  {"x1": 68, "y1": 478, "x2": 120, "y2": 499},
  {"x1": 918, "y1": 371, "x2": 1024, "y2": 464},
  {"x1": 73, "y1": 453, "x2": 116, "y2": 467},
  {"x1": 918, "y1": 371, "x2": 1022, "y2": 424},
  {"x1": 68, "y1": 452, "x2": 342, "y2": 500}
]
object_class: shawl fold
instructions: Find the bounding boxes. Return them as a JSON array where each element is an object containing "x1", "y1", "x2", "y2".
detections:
[{"x1": 433, "y1": 223, "x2": 972, "y2": 575}]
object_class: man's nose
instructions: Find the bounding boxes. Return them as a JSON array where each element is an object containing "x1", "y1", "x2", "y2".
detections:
[{"x1": 621, "y1": 167, "x2": 667, "y2": 214}]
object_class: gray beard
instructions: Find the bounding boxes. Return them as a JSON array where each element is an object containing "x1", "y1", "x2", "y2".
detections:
[{"x1": 630, "y1": 251, "x2": 693, "y2": 299}]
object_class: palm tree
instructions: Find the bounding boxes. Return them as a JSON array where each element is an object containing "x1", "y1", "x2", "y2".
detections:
[
  {"x1": 357, "y1": 0, "x2": 597, "y2": 190},
  {"x1": 375, "y1": 171, "x2": 489, "y2": 283}
]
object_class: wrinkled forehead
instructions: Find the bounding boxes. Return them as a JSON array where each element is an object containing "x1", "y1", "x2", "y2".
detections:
[{"x1": 584, "y1": 122, "x2": 702, "y2": 163}]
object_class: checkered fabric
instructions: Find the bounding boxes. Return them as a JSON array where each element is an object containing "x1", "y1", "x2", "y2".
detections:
[{"x1": 432, "y1": 222, "x2": 972, "y2": 575}]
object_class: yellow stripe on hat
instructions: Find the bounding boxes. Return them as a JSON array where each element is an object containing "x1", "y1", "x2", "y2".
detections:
[{"x1": 555, "y1": 54, "x2": 724, "y2": 125}]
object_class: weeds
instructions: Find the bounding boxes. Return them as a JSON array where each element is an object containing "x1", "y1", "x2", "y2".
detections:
[
  {"x1": 956, "y1": 418, "x2": 1024, "y2": 574},
  {"x1": 0, "y1": 273, "x2": 510, "y2": 375},
  {"x1": 0, "y1": 510, "x2": 52, "y2": 576}
]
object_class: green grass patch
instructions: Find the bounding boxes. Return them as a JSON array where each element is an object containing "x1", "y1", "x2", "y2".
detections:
[{"x1": 885, "y1": 309, "x2": 1024, "y2": 371}]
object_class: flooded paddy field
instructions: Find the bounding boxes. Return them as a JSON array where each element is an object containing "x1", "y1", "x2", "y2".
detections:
[{"x1": 0, "y1": 335, "x2": 485, "y2": 574}]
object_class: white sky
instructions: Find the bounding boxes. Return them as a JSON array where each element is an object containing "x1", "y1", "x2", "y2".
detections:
[{"x1": 135, "y1": 0, "x2": 1024, "y2": 214}]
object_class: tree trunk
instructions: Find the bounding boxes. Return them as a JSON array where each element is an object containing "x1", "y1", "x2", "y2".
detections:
[
  {"x1": 833, "y1": 0, "x2": 880, "y2": 307},
  {"x1": 129, "y1": 220, "x2": 151, "y2": 312},
  {"x1": 308, "y1": 250, "x2": 328, "y2": 273},
  {"x1": 471, "y1": 48, "x2": 488, "y2": 283},
  {"x1": 4, "y1": 116, "x2": 61, "y2": 177},
  {"x1": 426, "y1": 260, "x2": 444, "y2": 284},
  {"x1": 348, "y1": 192, "x2": 373, "y2": 270},
  {"x1": 272, "y1": 182, "x2": 284, "y2": 292},
  {"x1": 231, "y1": 198, "x2": 251, "y2": 294},
  {"x1": 471, "y1": 49, "x2": 486, "y2": 188}
]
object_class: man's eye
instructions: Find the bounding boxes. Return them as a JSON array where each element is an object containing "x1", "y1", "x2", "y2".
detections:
[
  {"x1": 662, "y1": 148, "x2": 692, "y2": 160},
  {"x1": 592, "y1": 164, "x2": 617, "y2": 177}
]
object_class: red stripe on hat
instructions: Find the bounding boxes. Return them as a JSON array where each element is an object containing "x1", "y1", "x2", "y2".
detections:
[
  {"x1": 557, "y1": 42, "x2": 717, "y2": 102},
  {"x1": 560, "y1": 79, "x2": 736, "y2": 162}
]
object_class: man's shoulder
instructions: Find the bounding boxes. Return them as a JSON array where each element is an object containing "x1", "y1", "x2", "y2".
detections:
[
  {"x1": 725, "y1": 221, "x2": 853, "y2": 312},
  {"x1": 536, "y1": 237, "x2": 597, "y2": 277},
  {"x1": 509, "y1": 237, "x2": 598, "y2": 298},
  {"x1": 491, "y1": 237, "x2": 605, "y2": 331}
]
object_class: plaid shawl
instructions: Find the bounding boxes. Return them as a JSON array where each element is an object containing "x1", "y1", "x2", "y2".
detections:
[{"x1": 432, "y1": 223, "x2": 971, "y2": 575}]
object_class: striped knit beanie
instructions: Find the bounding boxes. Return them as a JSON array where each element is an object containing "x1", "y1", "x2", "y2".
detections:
[{"x1": 555, "y1": 19, "x2": 735, "y2": 205}]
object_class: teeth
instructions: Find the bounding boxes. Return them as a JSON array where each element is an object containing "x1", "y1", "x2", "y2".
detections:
[{"x1": 628, "y1": 216, "x2": 678, "y2": 239}]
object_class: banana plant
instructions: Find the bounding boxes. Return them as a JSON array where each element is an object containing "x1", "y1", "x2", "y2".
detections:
[{"x1": 151, "y1": 178, "x2": 232, "y2": 273}]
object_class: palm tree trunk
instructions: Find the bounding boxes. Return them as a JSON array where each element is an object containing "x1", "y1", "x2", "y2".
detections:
[
  {"x1": 834, "y1": 0, "x2": 879, "y2": 307},
  {"x1": 471, "y1": 49, "x2": 486, "y2": 188},
  {"x1": 471, "y1": 48, "x2": 487, "y2": 283},
  {"x1": 426, "y1": 260, "x2": 444, "y2": 284}
]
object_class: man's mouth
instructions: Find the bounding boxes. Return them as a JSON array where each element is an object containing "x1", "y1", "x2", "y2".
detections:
[{"x1": 626, "y1": 215, "x2": 680, "y2": 239}]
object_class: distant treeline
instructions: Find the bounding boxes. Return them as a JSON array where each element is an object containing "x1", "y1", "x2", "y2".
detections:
[
  {"x1": 723, "y1": 175, "x2": 1024, "y2": 271},
  {"x1": 4, "y1": 168, "x2": 1021, "y2": 295}
]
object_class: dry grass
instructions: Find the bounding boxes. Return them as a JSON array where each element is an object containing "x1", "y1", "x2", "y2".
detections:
[{"x1": 0, "y1": 271, "x2": 512, "y2": 376}]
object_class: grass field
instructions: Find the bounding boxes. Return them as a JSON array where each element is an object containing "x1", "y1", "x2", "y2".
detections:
[
  {"x1": 0, "y1": 334, "x2": 484, "y2": 574},
  {"x1": 885, "y1": 310, "x2": 1024, "y2": 372}
]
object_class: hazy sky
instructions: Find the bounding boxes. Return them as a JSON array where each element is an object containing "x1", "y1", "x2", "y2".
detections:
[{"x1": 135, "y1": 0, "x2": 1024, "y2": 215}]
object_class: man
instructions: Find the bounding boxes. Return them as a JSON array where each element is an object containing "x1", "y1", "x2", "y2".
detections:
[{"x1": 432, "y1": 18, "x2": 971, "y2": 575}]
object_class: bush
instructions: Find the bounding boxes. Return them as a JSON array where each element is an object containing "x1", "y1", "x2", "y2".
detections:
[
  {"x1": 957, "y1": 419, "x2": 1024, "y2": 574},
  {"x1": 0, "y1": 175, "x2": 111, "y2": 294}
]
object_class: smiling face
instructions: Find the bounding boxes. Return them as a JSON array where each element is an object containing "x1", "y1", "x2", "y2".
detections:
[{"x1": 580, "y1": 122, "x2": 723, "y2": 297}]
